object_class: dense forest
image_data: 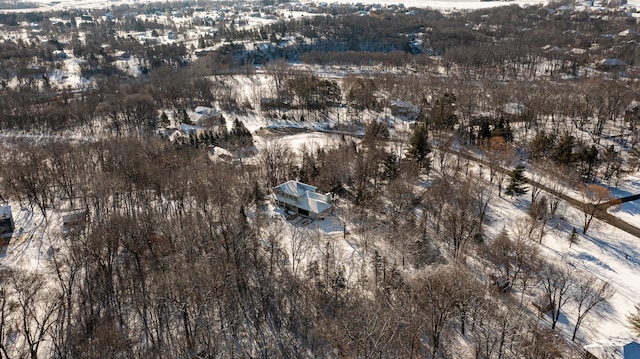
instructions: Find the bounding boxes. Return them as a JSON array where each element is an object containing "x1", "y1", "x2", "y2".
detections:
[{"x1": 1, "y1": 1, "x2": 640, "y2": 358}]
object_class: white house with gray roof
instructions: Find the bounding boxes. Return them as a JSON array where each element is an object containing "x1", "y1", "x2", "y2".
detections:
[{"x1": 272, "y1": 180, "x2": 332, "y2": 219}]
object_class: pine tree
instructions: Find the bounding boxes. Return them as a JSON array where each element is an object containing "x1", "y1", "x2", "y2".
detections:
[
  {"x1": 180, "y1": 108, "x2": 189, "y2": 124},
  {"x1": 577, "y1": 145, "x2": 600, "y2": 182},
  {"x1": 159, "y1": 111, "x2": 169, "y2": 127},
  {"x1": 492, "y1": 117, "x2": 513, "y2": 142},
  {"x1": 529, "y1": 131, "x2": 556, "y2": 159},
  {"x1": 363, "y1": 120, "x2": 389, "y2": 147},
  {"x1": 407, "y1": 124, "x2": 431, "y2": 170},
  {"x1": 505, "y1": 164, "x2": 528, "y2": 196},
  {"x1": 552, "y1": 134, "x2": 574, "y2": 166}
]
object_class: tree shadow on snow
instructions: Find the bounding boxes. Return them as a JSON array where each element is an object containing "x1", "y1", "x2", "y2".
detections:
[
  {"x1": 570, "y1": 252, "x2": 617, "y2": 273},
  {"x1": 582, "y1": 234, "x2": 640, "y2": 268}
]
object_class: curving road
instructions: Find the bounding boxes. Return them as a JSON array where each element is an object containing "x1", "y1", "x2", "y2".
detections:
[{"x1": 449, "y1": 148, "x2": 640, "y2": 239}]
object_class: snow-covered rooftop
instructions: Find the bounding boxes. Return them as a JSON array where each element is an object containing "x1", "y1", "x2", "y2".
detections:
[
  {"x1": 584, "y1": 337, "x2": 640, "y2": 359},
  {"x1": 273, "y1": 180, "x2": 333, "y2": 215}
]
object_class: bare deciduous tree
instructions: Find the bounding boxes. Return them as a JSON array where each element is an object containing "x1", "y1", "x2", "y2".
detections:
[
  {"x1": 10, "y1": 270, "x2": 61, "y2": 359},
  {"x1": 579, "y1": 184, "x2": 612, "y2": 235},
  {"x1": 538, "y1": 262, "x2": 575, "y2": 330},
  {"x1": 571, "y1": 275, "x2": 615, "y2": 341},
  {"x1": 258, "y1": 139, "x2": 297, "y2": 188}
]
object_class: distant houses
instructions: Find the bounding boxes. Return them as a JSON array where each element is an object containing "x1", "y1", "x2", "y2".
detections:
[
  {"x1": 272, "y1": 180, "x2": 333, "y2": 219},
  {"x1": 189, "y1": 106, "x2": 223, "y2": 128},
  {"x1": 166, "y1": 106, "x2": 224, "y2": 141}
]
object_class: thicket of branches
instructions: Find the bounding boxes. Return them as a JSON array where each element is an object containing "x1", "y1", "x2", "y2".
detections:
[
  {"x1": 0, "y1": 2, "x2": 632, "y2": 357},
  {"x1": 0, "y1": 124, "x2": 614, "y2": 358}
]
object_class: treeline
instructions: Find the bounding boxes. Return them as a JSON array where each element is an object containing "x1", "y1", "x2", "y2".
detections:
[
  {"x1": 300, "y1": 50, "x2": 433, "y2": 67},
  {"x1": 0, "y1": 62, "x2": 223, "y2": 132},
  {"x1": 252, "y1": 4, "x2": 640, "y2": 76}
]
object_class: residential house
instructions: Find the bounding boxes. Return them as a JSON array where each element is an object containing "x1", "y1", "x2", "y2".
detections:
[
  {"x1": 272, "y1": 180, "x2": 333, "y2": 219},
  {"x1": 584, "y1": 337, "x2": 640, "y2": 359},
  {"x1": 390, "y1": 100, "x2": 419, "y2": 120},
  {"x1": 189, "y1": 106, "x2": 223, "y2": 128}
]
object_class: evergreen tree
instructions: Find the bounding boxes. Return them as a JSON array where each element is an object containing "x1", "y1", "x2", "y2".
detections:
[
  {"x1": 492, "y1": 117, "x2": 513, "y2": 142},
  {"x1": 569, "y1": 227, "x2": 579, "y2": 248},
  {"x1": 552, "y1": 134, "x2": 575, "y2": 166},
  {"x1": 180, "y1": 108, "x2": 189, "y2": 124},
  {"x1": 576, "y1": 145, "x2": 600, "y2": 182},
  {"x1": 231, "y1": 118, "x2": 251, "y2": 137},
  {"x1": 382, "y1": 153, "x2": 400, "y2": 180},
  {"x1": 430, "y1": 92, "x2": 457, "y2": 129},
  {"x1": 159, "y1": 111, "x2": 169, "y2": 127},
  {"x1": 363, "y1": 120, "x2": 389, "y2": 147},
  {"x1": 602, "y1": 145, "x2": 622, "y2": 181},
  {"x1": 478, "y1": 119, "x2": 491, "y2": 145},
  {"x1": 505, "y1": 164, "x2": 528, "y2": 196},
  {"x1": 529, "y1": 131, "x2": 556, "y2": 159},
  {"x1": 407, "y1": 124, "x2": 431, "y2": 170}
]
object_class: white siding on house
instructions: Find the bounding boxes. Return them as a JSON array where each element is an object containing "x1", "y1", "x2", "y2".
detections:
[{"x1": 272, "y1": 180, "x2": 332, "y2": 218}]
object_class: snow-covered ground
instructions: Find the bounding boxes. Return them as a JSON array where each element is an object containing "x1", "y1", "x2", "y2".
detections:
[
  {"x1": 607, "y1": 174, "x2": 640, "y2": 226},
  {"x1": 486, "y1": 186, "x2": 640, "y2": 343}
]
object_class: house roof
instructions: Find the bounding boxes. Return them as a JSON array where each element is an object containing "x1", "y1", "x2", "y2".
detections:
[
  {"x1": 276, "y1": 180, "x2": 317, "y2": 198},
  {"x1": 189, "y1": 107, "x2": 221, "y2": 127},
  {"x1": 584, "y1": 337, "x2": 640, "y2": 359},
  {"x1": 168, "y1": 129, "x2": 188, "y2": 142},
  {"x1": 306, "y1": 191, "x2": 333, "y2": 214},
  {"x1": 272, "y1": 180, "x2": 332, "y2": 215},
  {"x1": 208, "y1": 146, "x2": 234, "y2": 163},
  {"x1": 177, "y1": 123, "x2": 204, "y2": 135},
  {"x1": 194, "y1": 106, "x2": 214, "y2": 115}
]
